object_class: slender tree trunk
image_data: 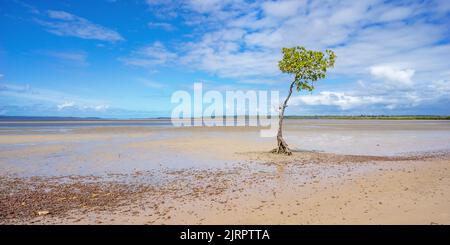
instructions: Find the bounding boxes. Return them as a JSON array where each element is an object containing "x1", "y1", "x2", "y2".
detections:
[{"x1": 272, "y1": 81, "x2": 295, "y2": 155}]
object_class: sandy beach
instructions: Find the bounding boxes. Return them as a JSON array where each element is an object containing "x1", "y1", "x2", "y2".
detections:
[{"x1": 1, "y1": 119, "x2": 449, "y2": 224}]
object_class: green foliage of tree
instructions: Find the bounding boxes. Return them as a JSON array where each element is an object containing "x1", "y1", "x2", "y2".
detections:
[{"x1": 278, "y1": 46, "x2": 336, "y2": 92}]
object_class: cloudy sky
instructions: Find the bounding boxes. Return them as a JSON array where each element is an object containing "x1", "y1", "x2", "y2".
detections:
[{"x1": 1, "y1": 0, "x2": 449, "y2": 118}]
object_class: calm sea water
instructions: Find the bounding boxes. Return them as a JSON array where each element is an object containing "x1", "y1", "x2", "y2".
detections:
[
  {"x1": 1, "y1": 119, "x2": 449, "y2": 132},
  {"x1": 0, "y1": 120, "x2": 174, "y2": 133}
]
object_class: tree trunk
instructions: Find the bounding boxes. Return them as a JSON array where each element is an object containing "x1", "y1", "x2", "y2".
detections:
[{"x1": 272, "y1": 81, "x2": 295, "y2": 155}]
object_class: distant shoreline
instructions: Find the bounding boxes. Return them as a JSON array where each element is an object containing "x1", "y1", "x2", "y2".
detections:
[
  {"x1": 285, "y1": 115, "x2": 450, "y2": 120},
  {"x1": 0, "y1": 115, "x2": 449, "y2": 121}
]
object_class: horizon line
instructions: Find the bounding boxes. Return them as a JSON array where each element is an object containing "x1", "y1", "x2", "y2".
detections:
[{"x1": 1, "y1": 115, "x2": 449, "y2": 121}]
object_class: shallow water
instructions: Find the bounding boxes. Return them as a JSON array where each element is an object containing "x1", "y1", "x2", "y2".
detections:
[{"x1": 281, "y1": 120, "x2": 450, "y2": 156}]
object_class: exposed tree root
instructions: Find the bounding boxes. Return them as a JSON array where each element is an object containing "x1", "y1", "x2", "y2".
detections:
[{"x1": 271, "y1": 136, "x2": 292, "y2": 155}]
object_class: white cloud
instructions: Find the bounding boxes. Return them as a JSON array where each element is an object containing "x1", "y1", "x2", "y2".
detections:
[
  {"x1": 47, "y1": 10, "x2": 76, "y2": 20},
  {"x1": 137, "y1": 78, "x2": 165, "y2": 89},
  {"x1": 370, "y1": 65, "x2": 415, "y2": 87},
  {"x1": 139, "y1": 0, "x2": 450, "y2": 113},
  {"x1": 92, "y1": 104, "x2": 109, "y2": 111},
  {"x1": 186, "y1": 0, "x2": 225, "y2": 14},
  {"x1": 378, "y1": 7, "x2": 413, "y2": 22},
  {"x1": 290, "y1": 91, "x2": 385, "y2": 110},
  {"x1": 140, "y1": 42, "x2": 177, "y2": 62},
  {"x1": 140, "y1": 0, "x2": 449, "y2": 83},
  {"x1": 58, "y1": 102, "x2": 109, "y2": 112},
  {"x1": 429, "y1": 80, "x2": 450, "y2": 95},
  {"x1": 36, "y1": 10, "x2": 123, "y2": 42},
  {"x1": 262, "y1": 0, "x2": 306, "y2": 18},
  {"x1": 57, "y1": 101, "x2": 75, "y2": 110},
  {"x1": 180, "y1": 43, "x2": 279, "y2": 78},
  {"x1": 15, "y1": 1, "x2": 40, "y2": 14},
  {"x1": 0, "y1": 82, "x2": 110, "y2": 113},
  {"x1": 120, "y1": 41, "x2": 177, "y2": 67},
  {"x1": 238, "y1": 78, "x2": 280, "y2": 85},
  {"x1": 289, "y1": 74, "x2": 450, "y2": 113},
  {"x1": 42, "y1": 51, "x2": 88, "y2": 66}
]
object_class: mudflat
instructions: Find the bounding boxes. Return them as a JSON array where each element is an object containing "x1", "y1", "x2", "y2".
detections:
[{"x1": 1, "y1": 119, "x2": 449, "y2": 224}]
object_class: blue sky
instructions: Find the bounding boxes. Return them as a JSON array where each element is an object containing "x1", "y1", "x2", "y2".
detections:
[{"x1": 1, "y1": 0, "x2": 449, "y2": 118}]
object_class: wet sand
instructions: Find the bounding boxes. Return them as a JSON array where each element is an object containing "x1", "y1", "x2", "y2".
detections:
[{"x1": 0, "y1": 120, "x2": 449, "y2": 224}]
